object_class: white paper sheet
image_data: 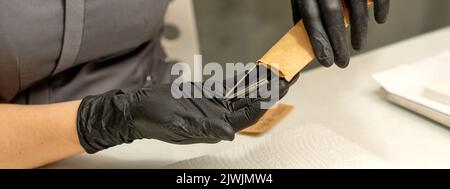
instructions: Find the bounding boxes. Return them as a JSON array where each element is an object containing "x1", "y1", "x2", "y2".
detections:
[
  {"x1": 423, "y1": 76, "x2": 450, "y2": 106},
  {"x1": 373, "y1": 51, "x2": 450, "y2": 117},
  {"x1": 166, "y1": 125, "x2": 391, "y2": 169}
]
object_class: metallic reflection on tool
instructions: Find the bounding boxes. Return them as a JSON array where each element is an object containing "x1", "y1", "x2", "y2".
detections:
[{"x1": 224, "y1": 64, "x2": 275, "y2": 101}]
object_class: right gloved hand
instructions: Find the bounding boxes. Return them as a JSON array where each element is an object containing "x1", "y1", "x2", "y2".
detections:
[
  {"x1": 291, "y1": 0, "x2": 390, "y2": 68},
  {"x1": 76, "y1": 66, "x2": 291, "y2": 153}
]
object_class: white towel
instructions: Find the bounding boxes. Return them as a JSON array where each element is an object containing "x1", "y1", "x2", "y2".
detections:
[{"x1": 166, "y1": 124, "x2": 392, "y2": 169}]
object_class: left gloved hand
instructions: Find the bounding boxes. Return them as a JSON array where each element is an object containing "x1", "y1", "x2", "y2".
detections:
[
  {"x1": 76, "y1": 66, "x2": 291, "y2": 153},
  {"x1": 291, "y1": 0, "x2": 390, "y2": 68}
]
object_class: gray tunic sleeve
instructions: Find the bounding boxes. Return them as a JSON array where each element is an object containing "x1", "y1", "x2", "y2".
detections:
[{"x1": 0, "y1": 0, "x2": 171, "y2": 104}]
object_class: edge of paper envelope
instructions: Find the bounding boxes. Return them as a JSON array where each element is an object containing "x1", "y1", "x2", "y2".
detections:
[
  {"x1": 240, "y1": 103, "x2": 293, "y2": 135},
  {"x1": 257, "y1": 0, "x2": 374, "y2": 82},
  {"x1": 257, "y1": 21, "x2": 314, "y2": 82}
]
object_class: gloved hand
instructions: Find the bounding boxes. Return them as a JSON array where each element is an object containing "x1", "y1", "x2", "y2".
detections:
[
  {"x1": 291, "y1": 0, "x2": 390, "y2": 68},
  {"x1": 76, "y1": 66, "x2": 291, "y2": 153}
]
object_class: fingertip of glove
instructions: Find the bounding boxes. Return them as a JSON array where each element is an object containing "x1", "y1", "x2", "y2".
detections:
[
  {"x1": 318, "y1": 58, "x2": 334, "y2": 68},
  {"x1": 375, "y1": 16, "x2": 388, "y2": 24},
  {"x1": 352, "y1": 41, "x2": 366, "y2": 51},
  {"x1": 222, "y1": 126, "x2": 236, "y2": 141},
  {"x1": 210, "y1": 119, "x2": 236, "y2": 141},
  {"x1": 337, "y1": 62, "x2": 350, "y2": 69},
  {"x1": 335, "y1": 55, "x2": 350, "y2": 69},
  {"x1": 313, "y1": 44, "x2": 334, "y2": 68}
]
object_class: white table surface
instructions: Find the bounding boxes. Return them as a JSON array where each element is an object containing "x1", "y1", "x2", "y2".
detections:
[{"x1": 47, "y1": 26, "x2": 450, "y2": 169}]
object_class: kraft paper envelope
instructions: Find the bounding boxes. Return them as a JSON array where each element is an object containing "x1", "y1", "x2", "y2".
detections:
[
  {"x1": 241, "y1": 103, "x2": 293, "y2": 135},
  {"x1": 258, "y1": 0, "x2": 374, "y2": 81}
]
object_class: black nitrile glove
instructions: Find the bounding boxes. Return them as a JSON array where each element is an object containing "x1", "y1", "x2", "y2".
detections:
[
  {"x1": 77, "y1": 66, "x2": 291, "y2": 153},
  {"x1": 291, "y1": 0, "x2": 390, "y2": 68}
]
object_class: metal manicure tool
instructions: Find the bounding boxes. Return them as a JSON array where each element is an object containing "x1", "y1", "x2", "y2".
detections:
[{"x1": 223, "y1": 64, "x2": 271, "y2": 101}]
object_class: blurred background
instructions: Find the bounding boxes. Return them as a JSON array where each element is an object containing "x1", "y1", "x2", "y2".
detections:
[{"x1": 163, "y1": 0, "x2": 450, "y2": 72}]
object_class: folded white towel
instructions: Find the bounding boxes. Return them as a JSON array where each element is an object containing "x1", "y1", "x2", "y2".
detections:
[{"x1": 166, "y1": 124, "x2": 392, "y2": 169}]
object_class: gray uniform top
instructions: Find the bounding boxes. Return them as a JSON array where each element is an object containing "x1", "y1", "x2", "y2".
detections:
[{"x1": 0, "y1": 0, "x2": 171, "y2": 104}]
